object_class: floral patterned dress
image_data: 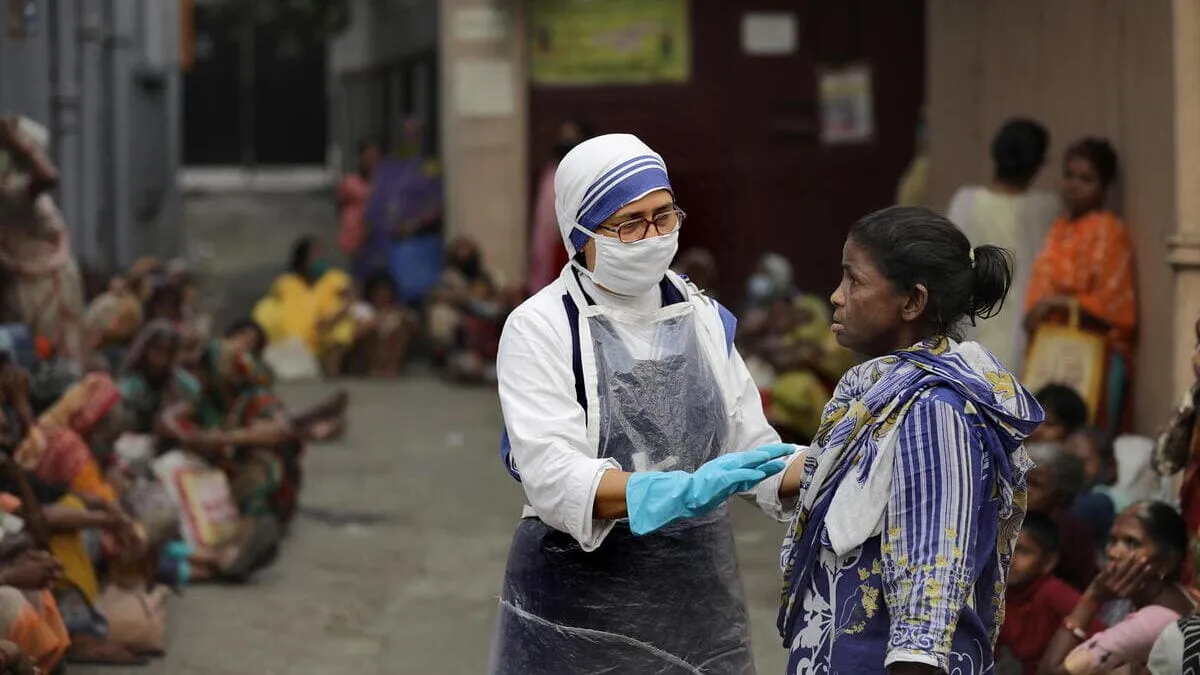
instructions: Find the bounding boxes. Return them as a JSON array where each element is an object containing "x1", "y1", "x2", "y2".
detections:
[{"x1": 779, "y1": 339, "x2": 1043, "y2": 673}]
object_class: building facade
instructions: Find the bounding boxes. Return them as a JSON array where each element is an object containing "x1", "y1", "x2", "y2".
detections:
[
  {"x1": 0, "y1": 0, "x2": 185, "y2": 270},
  {"x1": 330, "y1": 0, "x2": 1200, "y2": 432}
]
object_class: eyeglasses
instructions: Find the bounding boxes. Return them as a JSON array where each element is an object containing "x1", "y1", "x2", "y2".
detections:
[{"x1": 598, "y1": 207, "x2": 686, "y2": 243}]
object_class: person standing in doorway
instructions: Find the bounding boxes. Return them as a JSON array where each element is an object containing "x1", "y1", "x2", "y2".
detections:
[
  {"x1": 337, "y1": 137, "x2": 382, "y2": 259},
  {"x1": 360, "y1": 118, "x2": 444, "y2": 307},
  {"x1": 947, "y1": 118, "x2": 1061, "y2": 372}
]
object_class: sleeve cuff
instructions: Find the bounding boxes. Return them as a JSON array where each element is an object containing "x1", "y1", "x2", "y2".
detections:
[
  {"x1": 745, "y1": 446, "x2": 805, "y2": 522},
  {"x1": 575, "y1": 460, "x2": 622, "y2": 552},
  {"x1": 884, "y1": 648, "x2": 943, "y2": 671}
]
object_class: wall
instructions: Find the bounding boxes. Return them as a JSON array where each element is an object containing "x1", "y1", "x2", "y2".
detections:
[
  {"x1": 927, "y1": 0, "x2": 1177, "y2": 431},
  {"x1": 0, "y1": 0, "x2": 183, "y2": 270},
  {"x1": 439, "y1": 0, "x2": 526, "y2": 288}
]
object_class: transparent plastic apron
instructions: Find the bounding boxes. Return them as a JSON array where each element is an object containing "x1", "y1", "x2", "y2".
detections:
[{"x1": 488, "y1": 271, "x2": 755, "y2": 675}]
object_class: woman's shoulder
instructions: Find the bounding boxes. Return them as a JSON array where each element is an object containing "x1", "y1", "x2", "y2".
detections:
[
  {"x1": 1080, "y1": 209, "x2": 1129, "y2": 231},
  {"x1": 272, "y1": 273, "x2": 305, "y2": 292}
]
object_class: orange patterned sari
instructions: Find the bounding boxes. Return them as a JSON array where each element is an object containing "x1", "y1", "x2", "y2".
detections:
[{"x1": 1025, "y1": 209, "x2": 1138, "y2": 430}]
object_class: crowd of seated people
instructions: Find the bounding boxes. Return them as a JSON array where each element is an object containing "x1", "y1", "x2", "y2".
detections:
[{"x1": 0, "y1": 248, "x2": 355, "y2": 668}]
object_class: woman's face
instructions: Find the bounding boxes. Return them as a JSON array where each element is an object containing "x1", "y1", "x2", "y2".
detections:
[
  {"x1": 228, "y1": 328, "x2": 263, "y2": 356},
  {"x1": 1008, "y1": 530, "x2": 1056, "y2": 589},
  {"x1": 1105, "y1": 509, "x2": 1169, "y2": 578},
  {"x1": 829, "y1": 238, "x2": 917, "y2": 357},
  {"x1": 142, "y1": 338, "x2": 175, "y2": 382},
  {"x1": 1030, "y1": 411, "x2": 1067, "y2": 443},
  {"x1": 1065, "y1": 433, "x2": 1104, "y2": 486},
  {"x1": 359, "y1": 144, "x2": 382, "y2": 174},
  {"x1": 1062, "y1": 155, "x2": 1106, "y2": 216},
  {"x1": 1025, "y1": 466, "x2": 1058, "y2": 514}
]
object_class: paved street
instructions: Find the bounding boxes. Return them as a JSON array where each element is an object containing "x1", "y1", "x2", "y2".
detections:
[{"x1": 77, "y1": 189, "x2": 795, "y2": 674}]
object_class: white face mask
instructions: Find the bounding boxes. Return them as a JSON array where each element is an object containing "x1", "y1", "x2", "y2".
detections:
[{"x1": 574, "y1": 227, "x2": 680, "y2": 297}]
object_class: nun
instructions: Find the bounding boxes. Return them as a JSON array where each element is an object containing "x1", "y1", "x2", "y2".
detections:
[{"x1": 489, "y1": 134, "x2": 806, "y2": 673}]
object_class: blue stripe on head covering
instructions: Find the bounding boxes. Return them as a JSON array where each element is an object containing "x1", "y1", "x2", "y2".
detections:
[{"x1": 568, "y1": 155, "x2": 672, "y2": 251}]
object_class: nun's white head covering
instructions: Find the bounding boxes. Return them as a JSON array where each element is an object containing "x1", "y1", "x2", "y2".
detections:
[{"x1": 554, "y1": 133, "x2": 672, "y2": 254}]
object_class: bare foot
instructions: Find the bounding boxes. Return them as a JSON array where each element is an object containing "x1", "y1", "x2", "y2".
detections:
[{"x1": 307, "y1": 417, "x2": 345, "y2": 442}]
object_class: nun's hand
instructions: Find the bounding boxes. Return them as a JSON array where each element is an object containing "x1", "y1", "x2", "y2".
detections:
[{"x1": 625, "y1": 446, "x2": 795, "y2": 536}]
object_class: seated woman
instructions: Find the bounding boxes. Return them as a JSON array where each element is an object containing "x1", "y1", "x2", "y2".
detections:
[
  {"x1": 1066, "y1": 427, "x2": 1128, "y2": 549},
  {"x1": 120, "y1": 321, "x2": 275, "y2": 583},
  {"x1": 427, "y1": 237, "x2": 518, "y2": 382},
  {"x1": 759, "y1": 294, "x2": 857, "y2": 443},
  {"x1": 1038, "y1": 501, "x2": 1196, "y2": 674},
  {"x1": 117, "y1": 320, "x2": 199, "y2": 438},
  {"x1": 0, "y1": 534, "x2": 70, "y2": 673},
  {"x1": 81, "y1": 275, "x2": 143, "y2": 372},
  {"x1": 350, "y1": 272, "x2": 418, "y2": 377},
  {"x1": 253, "y1": 237, "x2": 355, "y2": 378},
  {"x1": 0, "y1": 389, "x2": 145, "y2": 664},
  {"x1": 736, "y1": 252, "x2": 799, "y2": 349},
  {"x1": 191, "y1": 337, "x2": 306, "y2": 525},
  {"x1": 226, "y1": 319, "x2": 348, "y2": 441},
  {"x1": 1027, "y1": 442, "x2": 1100, "y2": 591}
]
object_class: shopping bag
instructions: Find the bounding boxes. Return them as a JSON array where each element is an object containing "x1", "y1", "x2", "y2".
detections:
[
  {"x1": 96, "y1": 584, "x2": 168, "y2": 655},
  {"x1": 152, "y1": 451, "x2": 239, "y2": 550},
  {"x1": 1022, "y1": 301, "x2": 1108, "y2": 422}
]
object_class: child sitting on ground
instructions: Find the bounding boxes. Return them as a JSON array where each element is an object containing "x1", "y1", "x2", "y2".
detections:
[
  {"x1": 1031, "y1": 383, "x2": 1090, "y2": 443},
  {"x1": 350, "y1": 272, "x2": 418, "y2": 377},
  {"x1": 997, "y1": 513, "x2": 1104, "y2": 675},
  {"x1": 1026, "y1": 441, "x2": 1099, "y2": 590}
]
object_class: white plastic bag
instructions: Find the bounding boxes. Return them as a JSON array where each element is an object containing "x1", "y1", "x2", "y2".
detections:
[{"x1": 151, "y1": 450, "x2": 239, "y2": 550}]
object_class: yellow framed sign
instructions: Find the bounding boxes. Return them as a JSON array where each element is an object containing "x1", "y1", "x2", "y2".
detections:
[{"x1": 529, "y1": 0, "x2": 691, "y2": 86}]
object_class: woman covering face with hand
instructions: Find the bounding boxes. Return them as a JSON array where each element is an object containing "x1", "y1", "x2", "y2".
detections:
[{"x1": 1039, "y1": 501, "x2": 1194, "y2": 675}]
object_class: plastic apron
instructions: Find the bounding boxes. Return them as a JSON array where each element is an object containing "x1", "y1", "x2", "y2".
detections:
[{"x1": 488, "y1": 271, "x2": 755, "y2": 675}]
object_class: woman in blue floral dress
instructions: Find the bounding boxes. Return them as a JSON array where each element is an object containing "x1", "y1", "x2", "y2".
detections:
[{"x1": 778, "y1": 206, "x2": 1045, "y2": 674}]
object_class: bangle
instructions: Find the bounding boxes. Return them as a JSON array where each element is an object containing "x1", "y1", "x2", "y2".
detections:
[{"x1": 1063, "y1": 617, "x2": 1088, "y2": 641}]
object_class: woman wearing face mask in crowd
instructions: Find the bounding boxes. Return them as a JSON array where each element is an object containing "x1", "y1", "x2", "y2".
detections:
[{"x1": 488, "y1": 134, "x2": 806, "y2": 673}]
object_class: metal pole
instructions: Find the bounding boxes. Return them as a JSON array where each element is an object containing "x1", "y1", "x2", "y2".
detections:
[
  {"x1": 109, "y1": 0, "x2": 135, "y2": 266},
  {"x1": 49, "y1": 0, "x2": 84, "y2": 258},
  {"x1": 77, "y1": 0, "x2": 103, "y2": 267}
]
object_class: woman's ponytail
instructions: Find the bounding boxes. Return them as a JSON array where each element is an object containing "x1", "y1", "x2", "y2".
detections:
[{"x1": 968, "y1": 244, "x2": 1015, "y2": 321}]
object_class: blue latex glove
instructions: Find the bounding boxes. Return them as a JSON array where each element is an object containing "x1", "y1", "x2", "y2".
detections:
[{"x1": 626, "y1": 444, "x2": 795, "y2": 536}]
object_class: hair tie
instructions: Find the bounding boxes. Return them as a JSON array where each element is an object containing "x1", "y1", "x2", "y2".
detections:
[{"x1": 968, "y1": 247, "x2": 976, "y2": 269}]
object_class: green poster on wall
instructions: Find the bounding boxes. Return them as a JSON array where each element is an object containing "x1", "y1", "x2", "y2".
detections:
[{"x1": 529, "y1": 0, "x2": 690, "y2": 86}]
